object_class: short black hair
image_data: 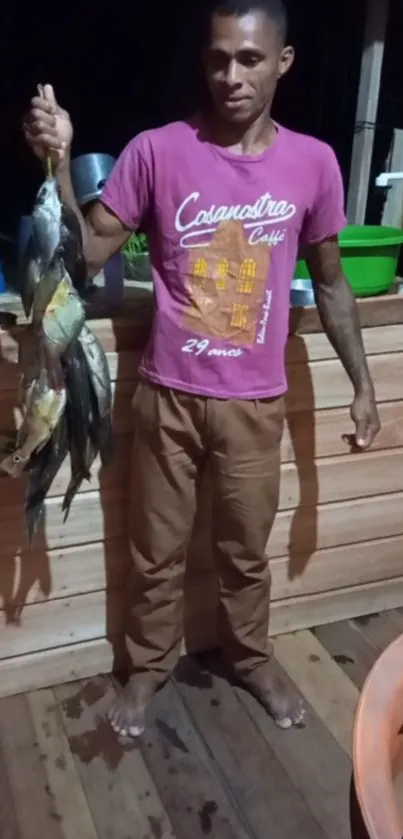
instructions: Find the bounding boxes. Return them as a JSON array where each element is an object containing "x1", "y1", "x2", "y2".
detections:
[{"x1": 203, "y1": 0, "x2": 288, "y2": 45}]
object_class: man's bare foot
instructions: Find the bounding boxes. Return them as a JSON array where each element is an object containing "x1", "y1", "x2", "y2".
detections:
[
  {"x1": 107, "y1": 677, "x2": 156, "y2": 737},
  {"x1": 241, "y1": 671, "x2": 306, "y2": 730}
]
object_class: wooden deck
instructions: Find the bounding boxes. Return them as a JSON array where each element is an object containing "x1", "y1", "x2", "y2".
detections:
[{"x1": 1, "y1": 609, "x2": 403, "y2": 839}]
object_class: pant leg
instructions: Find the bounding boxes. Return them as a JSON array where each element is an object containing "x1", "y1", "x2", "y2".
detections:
[
  {"x1": 126, "y1": 381, "x2": 204, "y2": 683},
  {"x1": 209, "y1": 396, "x2": 284, "y2": 679}
]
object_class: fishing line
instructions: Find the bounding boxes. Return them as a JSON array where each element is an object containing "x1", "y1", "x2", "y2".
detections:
[{"x1": 37, "y1": 83, "x2": 53, "y2": 180}]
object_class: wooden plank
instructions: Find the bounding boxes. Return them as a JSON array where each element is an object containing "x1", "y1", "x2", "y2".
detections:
[
  {"x1": 236, "y1": 657, "x2": 352, "y2": 839},
  {"x1": 286, "y1": 353, "x2": 403, "y2": 411},
  {"x1": 0, "y1": 590, "x2": 124, "y2": 659},
  {"x1": 313, "y1": 620, "x2": 380, "y2": 690},
  {"x1": 190, "y1": 530, "x2": 403, "y2": 597},
  {"x1": 274, "y1": 630, "x2": 358, "y2": 755},
  {"x1": 0, "y1": 540, "x2": 129, "y2": 613},
  {"x1": 286, "y1": 324, "x2": 403, "y2": 364},
  {"x1": 279, "y1": 447, "x2": 403, "y2": 510},
  {"x1": 346, "y1": 0, "x2": 390, "y2": 223},
  {"x1": 0, "y1": 489, "x2": 127, "y2": 555},
  {"x1": 270, "y1": 536, "x2": 403, "y2": 601},
  {"x1": 289, "y1": 294, "x2": 403, "y2": 333},
  {"x1": 27, "y1": 688, "x2": 98, "y2": 839},
  {"x1": 174, "y1": 656, "x2": 326, "y2": 839},
  {"x1": 272, "y1": 577, "x2": 403, "y2": 635},
  {"x1": 56, "y1": 678, "x2": 176, "y2": 839},
  {"x1": 353, "y1": 610, "x2": 403, "y2": 651},
  {"x1": 2, "y1": 532, "x2": 402, "y2": 616},
  {"x1": 182, "y1": 574, "x2": 403, "y2": 642},
  {"x1": 139, "y1": 680, "x2": 252, "y2": 839},
  {"x1": 269, "y1": 491, "x2": 403, "y2": 557},
  {"x1": 0, "y1": 737, "x2": 21, "y2": 839},
  {"x1": 281, "y1": 400, "x2": 403, "y2": 463},
  {"x1": 0, "y1": 694, "x2": 65, "y2": 839},
  {"x1": 0, "y1": 638, "x2": 120, "y2": 700}
]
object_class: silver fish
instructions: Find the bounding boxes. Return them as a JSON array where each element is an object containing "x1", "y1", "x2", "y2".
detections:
[
  {"x1": 60, "y1": 340, "x2": 95, "y2": 519},
  {"x1": 31, "y1": 176, "x2": 62, "y2": 267},
  {"x1": 77, "y1": 324, "x2": 113, "y2": 466},
  {"x1": 25, "y1": 412, "x2": 69, "y2": 543},
  {"x1": 1, "y1": 342, "x2": 66, "y2": 478}
]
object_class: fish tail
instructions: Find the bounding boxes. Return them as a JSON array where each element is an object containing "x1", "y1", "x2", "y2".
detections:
[
  {"x1": 62, "y1": 475, "x2": 84, "y2": 522},
  {"x1": 25, "y1": 501, "x2": 45, "y2": 545}
]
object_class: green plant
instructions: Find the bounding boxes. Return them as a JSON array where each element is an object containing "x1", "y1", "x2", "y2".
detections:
[{"x1": 122, "y1": 232, "x2": 148, "y2": 259}]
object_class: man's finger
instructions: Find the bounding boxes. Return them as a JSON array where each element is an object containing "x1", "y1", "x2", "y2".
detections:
[
  {"x1": 30, "y1": 96, "x2": 53, "y2": 114},
  {"x1": 28, "y1": 131, "x2": 63, "y2": 150},
  {"x1": 29, "y1": 110, "x2": 55, "y2": 127},
  {"x1": 43, "y1": 84, "x2": 57, "y2": 108}
]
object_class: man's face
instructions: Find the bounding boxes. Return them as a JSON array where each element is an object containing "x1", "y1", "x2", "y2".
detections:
[{"x1": 203, "y1": 10, "x2": 294, "y2": 124}]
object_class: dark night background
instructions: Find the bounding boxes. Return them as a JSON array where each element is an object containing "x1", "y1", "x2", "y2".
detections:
[{"x1": 0, "y1": 0, "x2": 401, "y2": 240}]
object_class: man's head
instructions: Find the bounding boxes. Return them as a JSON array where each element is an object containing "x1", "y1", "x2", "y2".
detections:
[{"x1": 202, "y1": 0, "x2": 294, "y2": 124}]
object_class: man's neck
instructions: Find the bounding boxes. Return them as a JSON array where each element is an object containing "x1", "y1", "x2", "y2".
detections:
[{"x1": 198, "y1": 108, "x2": 277, "y2": 156}]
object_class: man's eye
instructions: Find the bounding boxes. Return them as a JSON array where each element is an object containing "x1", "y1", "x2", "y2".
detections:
[{"x1": 242, "y1": 54, "x2": 261, "y2": 67}]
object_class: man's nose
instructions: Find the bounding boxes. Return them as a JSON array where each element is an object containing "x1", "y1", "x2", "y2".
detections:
[{"x1": 225, "y1": 59, "x2": 243, "y2": 87}]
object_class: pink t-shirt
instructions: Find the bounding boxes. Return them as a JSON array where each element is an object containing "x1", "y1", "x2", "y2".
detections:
[{"x1": 101, "y1": 121, "x2": 346, "y2": 399}]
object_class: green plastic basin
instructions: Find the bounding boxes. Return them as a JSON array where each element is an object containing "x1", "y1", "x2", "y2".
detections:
[{"x1": 294, "y1": 225, "x2": 403, "y2": 297}]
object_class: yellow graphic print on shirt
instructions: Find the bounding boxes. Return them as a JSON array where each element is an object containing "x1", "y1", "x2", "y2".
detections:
[{"x1": 182, "y1": 220, "x2": 271, "y2": 346}]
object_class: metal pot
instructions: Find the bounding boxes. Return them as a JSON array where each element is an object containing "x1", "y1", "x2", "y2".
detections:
[
  {"x1": 290, "y1": 278, "x2": 316, "y2": 307},
  {"x1": 70, "y1": 153, "x2": 116, "y2": 207}
]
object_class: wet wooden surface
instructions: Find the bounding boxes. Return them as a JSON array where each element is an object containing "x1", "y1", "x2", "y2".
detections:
[{"x1": 1, "y1": 609, "x2": 402, "y2": 839}]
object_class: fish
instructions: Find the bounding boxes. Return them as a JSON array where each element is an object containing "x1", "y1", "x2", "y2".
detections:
[
  {"x1": 19, "y1": 174, "x2": 88, "y2": 321},
  {"x1": 62, "y1": 399, "x2": 97, "y2": 522},
  {"x1": 40, "y1": 267, "x2": 86, "y2": 357},
  {"x1": 61, "y1": 340, "x2": 94, "y2": 479},
  {"x1": 0, "y1": 342, "x2": 66, "y2": 479},
  {"x1": 1, "y1": 162, "x2": 111, "y2": 540},
  {"x1": 25, "y1": 412, "x2": 69, "y2": 542},
  {"x1": 18, "y1": 177, "x2": 61, "y2": 320},
  {"x1": 60, "y1": 327, "x2": 114, "y2": 520},
  {"x1": 31, "y1": 176, "x2": 62, "y2": 268},
  {"x1": 77, "y1": 324, "x2": 114, "y2": 466}
]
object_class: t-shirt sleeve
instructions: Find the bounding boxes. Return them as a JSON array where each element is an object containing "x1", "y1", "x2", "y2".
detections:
[
  {"x1": 100, "y1": 134, "x2": 152, "y2": 231},
  {"x1": 300, "y1": 144, "x2": 347, "y2": 247}
]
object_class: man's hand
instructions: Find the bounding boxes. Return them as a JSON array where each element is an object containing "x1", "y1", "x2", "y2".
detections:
[
  {"x1": 350, "y1": 389, "x2": 381, "y2": 450},
  {"x1": 22, "y1": 84, "x2": 73, "y2": 170}
]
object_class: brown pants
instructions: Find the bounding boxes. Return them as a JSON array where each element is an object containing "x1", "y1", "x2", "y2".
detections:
[{"x1": 126, "y1": 381, "x2": 284, "y2": 686}]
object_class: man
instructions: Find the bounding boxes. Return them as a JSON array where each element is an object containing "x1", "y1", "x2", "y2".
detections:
[{"x1": 24, "y1": 0, "x2": 380, "y2": 737}]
